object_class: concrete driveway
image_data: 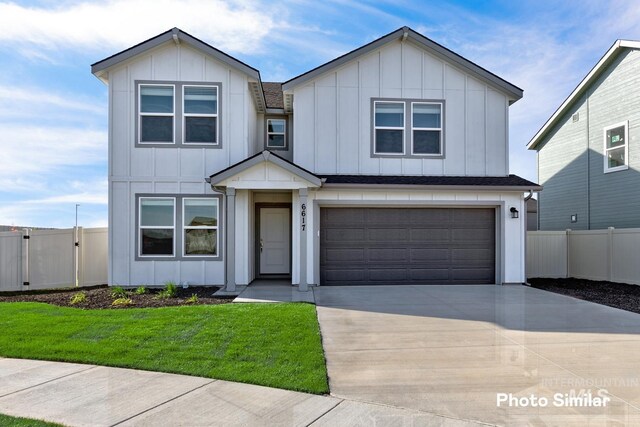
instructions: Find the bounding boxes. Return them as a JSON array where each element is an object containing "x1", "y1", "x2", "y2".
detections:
[{"x1": 315, "y1": 285, "x2": 640, "y2": 426}]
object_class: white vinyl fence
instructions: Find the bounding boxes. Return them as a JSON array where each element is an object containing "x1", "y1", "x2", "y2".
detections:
[
  {"x1": 0, "y1": 227, "x2": 107, "y2": 292},
  {"x1": 527, "y1": 228, "x2": 640, "y2": 285}
]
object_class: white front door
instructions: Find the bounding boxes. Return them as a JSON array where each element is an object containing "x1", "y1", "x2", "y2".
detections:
[{"x1": 259, "y1": 208, "x2": 291, "y2": 274}]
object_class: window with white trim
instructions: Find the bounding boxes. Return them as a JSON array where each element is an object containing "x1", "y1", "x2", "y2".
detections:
[
  {"x1": 604, "y1": 121, "x2": 628, "y2": 173},
  {"x1": 411, "y1": 102, "x2": 442, "y2": 155},
  {"x1": 183, "y1": 198, "x2": 218, "y2": 256},
  {"x1": 139, "y1": 85, "x2": 175, "y2": 143},
  {"x1": 184, "y1": 86, "x2": 218, "y2": 144},
  {"x1": 139, "y1": 197, "x2": 175, "y2": 256},
  {"x1": 373, "y1": 99, "x2": 444, "y2": 156},
  {"x1": 266, "y1": 118, "x2": 286, "y2": 149},
  {"x1": 374, "y1": 101, "x2": 405, "y2": 154}
]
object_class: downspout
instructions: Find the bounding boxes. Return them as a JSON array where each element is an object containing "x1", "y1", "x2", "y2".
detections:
[{"x1": 523, "y1": 190, "x2": 534, "y2": 285}]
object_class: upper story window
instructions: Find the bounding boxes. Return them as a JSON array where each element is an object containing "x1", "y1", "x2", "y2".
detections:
[
  {"x1": 412, "y1": 102, "x2": 442, "y2": 155},
  {"x1": 374, "y1": 101, "x2": 405, "y2": 154},
  {"x1": 136, "y1": 81, "x2": 222, "y2": 148},
  {"x1": 184, "y1": 86, "x2": 218, "y2": 144},
  {"x1": 604, "y1": 121, "x2": 628, "y2": 173},
  {"x1": 266, "y1": 118, "x2": 286, "y2": 149},
  {"x1": 372, "y1": 99, "x2": 444, "y2": 157},
  {"x1": 139, "y1": 85, "x2": 175, "y2": 144}
]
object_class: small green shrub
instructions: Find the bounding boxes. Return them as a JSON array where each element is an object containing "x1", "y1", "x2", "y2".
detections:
[
  {"x1": 185, "y1": 294, "x2": 199, "y2": 304},
  {"x1": 156, "y1": 281, "x2": 178, "y2": 299},
  {"x1": 69, "y1": 292, "x2": 87, "y2": 305},
  {"x1": 112, "y1": 297, "x2": 134, "y2": 307},
  {"x1": 111, "y1": 286, "x2": 128, "y2": 299},
  {"x1": 134, "y1": 286, "x2": 147, "y2": 295}
]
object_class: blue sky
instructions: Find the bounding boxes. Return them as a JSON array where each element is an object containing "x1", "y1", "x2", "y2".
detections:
[{"x1": 1, "y1": 0, "x2": 639, "y2": 228}]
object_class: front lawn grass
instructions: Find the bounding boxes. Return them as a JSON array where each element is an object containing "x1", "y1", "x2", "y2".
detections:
[
  {"x1": 0, "y1": 303, "x2": 328, "y2": 394},
  {"x1": 0, "y1": 413, "x2": 62, "y2": 426}
]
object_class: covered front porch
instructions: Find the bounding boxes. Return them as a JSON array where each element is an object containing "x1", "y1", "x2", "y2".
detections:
[{"x1": 207, "y1": 151, "x2": 320, "y2": 294}]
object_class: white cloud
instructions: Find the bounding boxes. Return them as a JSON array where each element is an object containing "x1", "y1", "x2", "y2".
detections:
[
  {"x1": 0, "y1": 0, "x2": 275, "y2": 55},
  {"x1": 0, "y1": 85, "x2": 106, "y2": 123},
  {"x1": 0, "y1": 125, "x2": 106, "y2": 177}
]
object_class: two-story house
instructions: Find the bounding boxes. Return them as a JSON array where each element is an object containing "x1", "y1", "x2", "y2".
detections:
[
  {"x1": 91, "y1": 27, "x2": 540, "y2": 291},
  {"x1": 528, "y1": 40, "x2": 640, "y2": 231}
]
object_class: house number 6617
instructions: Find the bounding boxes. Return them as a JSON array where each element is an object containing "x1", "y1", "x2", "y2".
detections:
[{"x1": 301, "y1": 204, "x2": 307, "y2": 231}]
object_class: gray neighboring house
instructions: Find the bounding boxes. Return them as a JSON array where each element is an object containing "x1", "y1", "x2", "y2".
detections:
[{"x1": 528, "y1": 40, "x2": 640, "y2": 230}]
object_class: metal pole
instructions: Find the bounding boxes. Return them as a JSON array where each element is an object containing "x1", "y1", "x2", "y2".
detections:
[{"x1": 75, "y1": 204, "x2": 80, "y2": 287}]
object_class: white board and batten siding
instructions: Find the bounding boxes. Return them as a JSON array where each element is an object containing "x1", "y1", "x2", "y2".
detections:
[
  {"x1": 292, "y1": 39, "x2": 509, "y2": 176},
  {"x1": 108, "y1": 42, "x2": 258, "y2": 286}
]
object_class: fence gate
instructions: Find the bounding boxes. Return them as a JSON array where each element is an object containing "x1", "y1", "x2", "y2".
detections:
[{"x1": 0, "y1": 227, "x2": 107, "y2": 291}]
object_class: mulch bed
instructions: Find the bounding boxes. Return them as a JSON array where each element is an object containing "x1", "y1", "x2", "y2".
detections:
[
  {"x1": 0, "y1": 285, "x2": 233, "y2": 309},
  {"x1": 528, "y1": 277, "x2": 640, "y2": 314}
]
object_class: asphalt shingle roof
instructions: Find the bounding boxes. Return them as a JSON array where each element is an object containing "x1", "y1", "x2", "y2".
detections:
[
  {"x1": 318, "y1": 174, "x2": 541, "y2": 188},
  {"x1": 262, "y1": 82, "x2": 284, "y2": 109}
]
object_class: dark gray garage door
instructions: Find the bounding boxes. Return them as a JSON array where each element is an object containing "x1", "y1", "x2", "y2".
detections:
[{"x1": 320, "y1": 208, "x2": 495, "y2": 285}]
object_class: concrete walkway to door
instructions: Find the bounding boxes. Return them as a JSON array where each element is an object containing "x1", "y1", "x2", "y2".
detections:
[{"x1": 315, "y1": 285, "x2": 640, "y2": 426}]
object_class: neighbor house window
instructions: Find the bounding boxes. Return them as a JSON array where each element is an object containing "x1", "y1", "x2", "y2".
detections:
[
  {"x1": 139, "y1": 85, "x2": 175, "y2": 143},
  {"x1": 266, "y1": 119, "x2": 286, "y2": 149},
  {"x1": 604, "y1": 121, "x2": 628, "y2": 173},
  {"x1": 183, "y1": 86, "x2": 218, "y2": 144},
  {"x1": 139, "y1": 197, "x2": 175, "y2": 256},
  {"x1": 183, "y1": 198, "x2": 218, "y2": 256},
  {"x1": 411, "y1": 102, "x2": 442, "y2": 155},
  {"x1": 374, "y1": 101, "x2": 405, "y2": 154}
]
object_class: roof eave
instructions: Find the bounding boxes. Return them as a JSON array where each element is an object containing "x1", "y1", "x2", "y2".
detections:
[
  {"x1": 282, "y1": 26, "x2": 522, "y2": 101},
  {"x1": 91, "y1": 28, "x2": 260, "y2": 81},
  {"x1": 321, "y1": 183, "x2": 542, "y2": 191},
  {"x1": 528, "y1": 39, "x2": 640, "y2": 150}
]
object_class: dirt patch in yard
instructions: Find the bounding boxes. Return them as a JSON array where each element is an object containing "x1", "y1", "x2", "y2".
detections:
[
  {"x1": 0, "y1": 285, "x2": 233, "y2": 309},
  {"x1": 528, "y1": 278, "x2": 640, "y2": 314}
]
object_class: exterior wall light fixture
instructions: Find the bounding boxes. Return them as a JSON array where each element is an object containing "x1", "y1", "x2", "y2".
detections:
[{"x1": 510, "y1": 207, "x2": 519, "y2": 219}]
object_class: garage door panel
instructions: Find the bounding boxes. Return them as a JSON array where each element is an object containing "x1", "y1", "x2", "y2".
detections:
[
  {"x1": 452, "y1": 248, "x2": 494, "y2": 261},
  {"x1": 325, "y1": 228, "x2": 364, "y2": 242},
  {"x1": 367, "y1": 269, "x2": 407, "y2": 282},
  {"x1": 320, "y1": 207, "x2": 495, "y2": 285},
  {"x1": 452, "y1": 228, "x2": 493, "y2": 241},
  {"x1": 368, "y1": 248, "x2": 408, "y2": 262},
  {"x1": 408, "y1": 208, "x2": 450, "y2": 223},
  {"x1": 323, "y1": 208, "x2": 365, "y2": 225},
  {"x1": 324, "y1": 248, "x2": 365, "y2": 263},
  {"x1": 409, "y1": 229, "x2": 450, "y2": 242},
  {"x1": 368, "y1": 228, "x2": 409, "y2": 241},
  {"x1": 410, "y1": 248, "x2": 450, "y2": 262}
]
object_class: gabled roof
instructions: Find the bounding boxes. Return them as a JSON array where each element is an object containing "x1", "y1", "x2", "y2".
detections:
[
  {"x1": 281, "y1": 26, "x2": 523, "y2": 102},
  {"x1": 528, "y1": 39, "x2": 640, "y2": 150},
  {"x1": 207, "y1": 151, "x2": 322, "y2": 187},
  {"x1": 91, "y1": 28, "x2": 260, "y2": 81}
]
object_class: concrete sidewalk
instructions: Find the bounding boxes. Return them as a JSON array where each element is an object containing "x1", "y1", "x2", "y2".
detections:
[{"x1": 0, "y1": 358, "x2": 483, "y2": 427}]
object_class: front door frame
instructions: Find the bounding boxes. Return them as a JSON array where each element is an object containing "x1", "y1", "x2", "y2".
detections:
[{"x1": 254, "y1": 203, "x2": 293, "y2": 279}]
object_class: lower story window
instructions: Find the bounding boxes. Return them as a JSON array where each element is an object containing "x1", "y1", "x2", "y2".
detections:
[
  {"x1": 183, "y1": 198, "x2": 218, "y2": 256},
  {"x1": 137, "y1": 194, "x2": 221, "y2": 260},
  {"x1": 139, "y1": 197, "x2": 175, "y2": 256}
]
